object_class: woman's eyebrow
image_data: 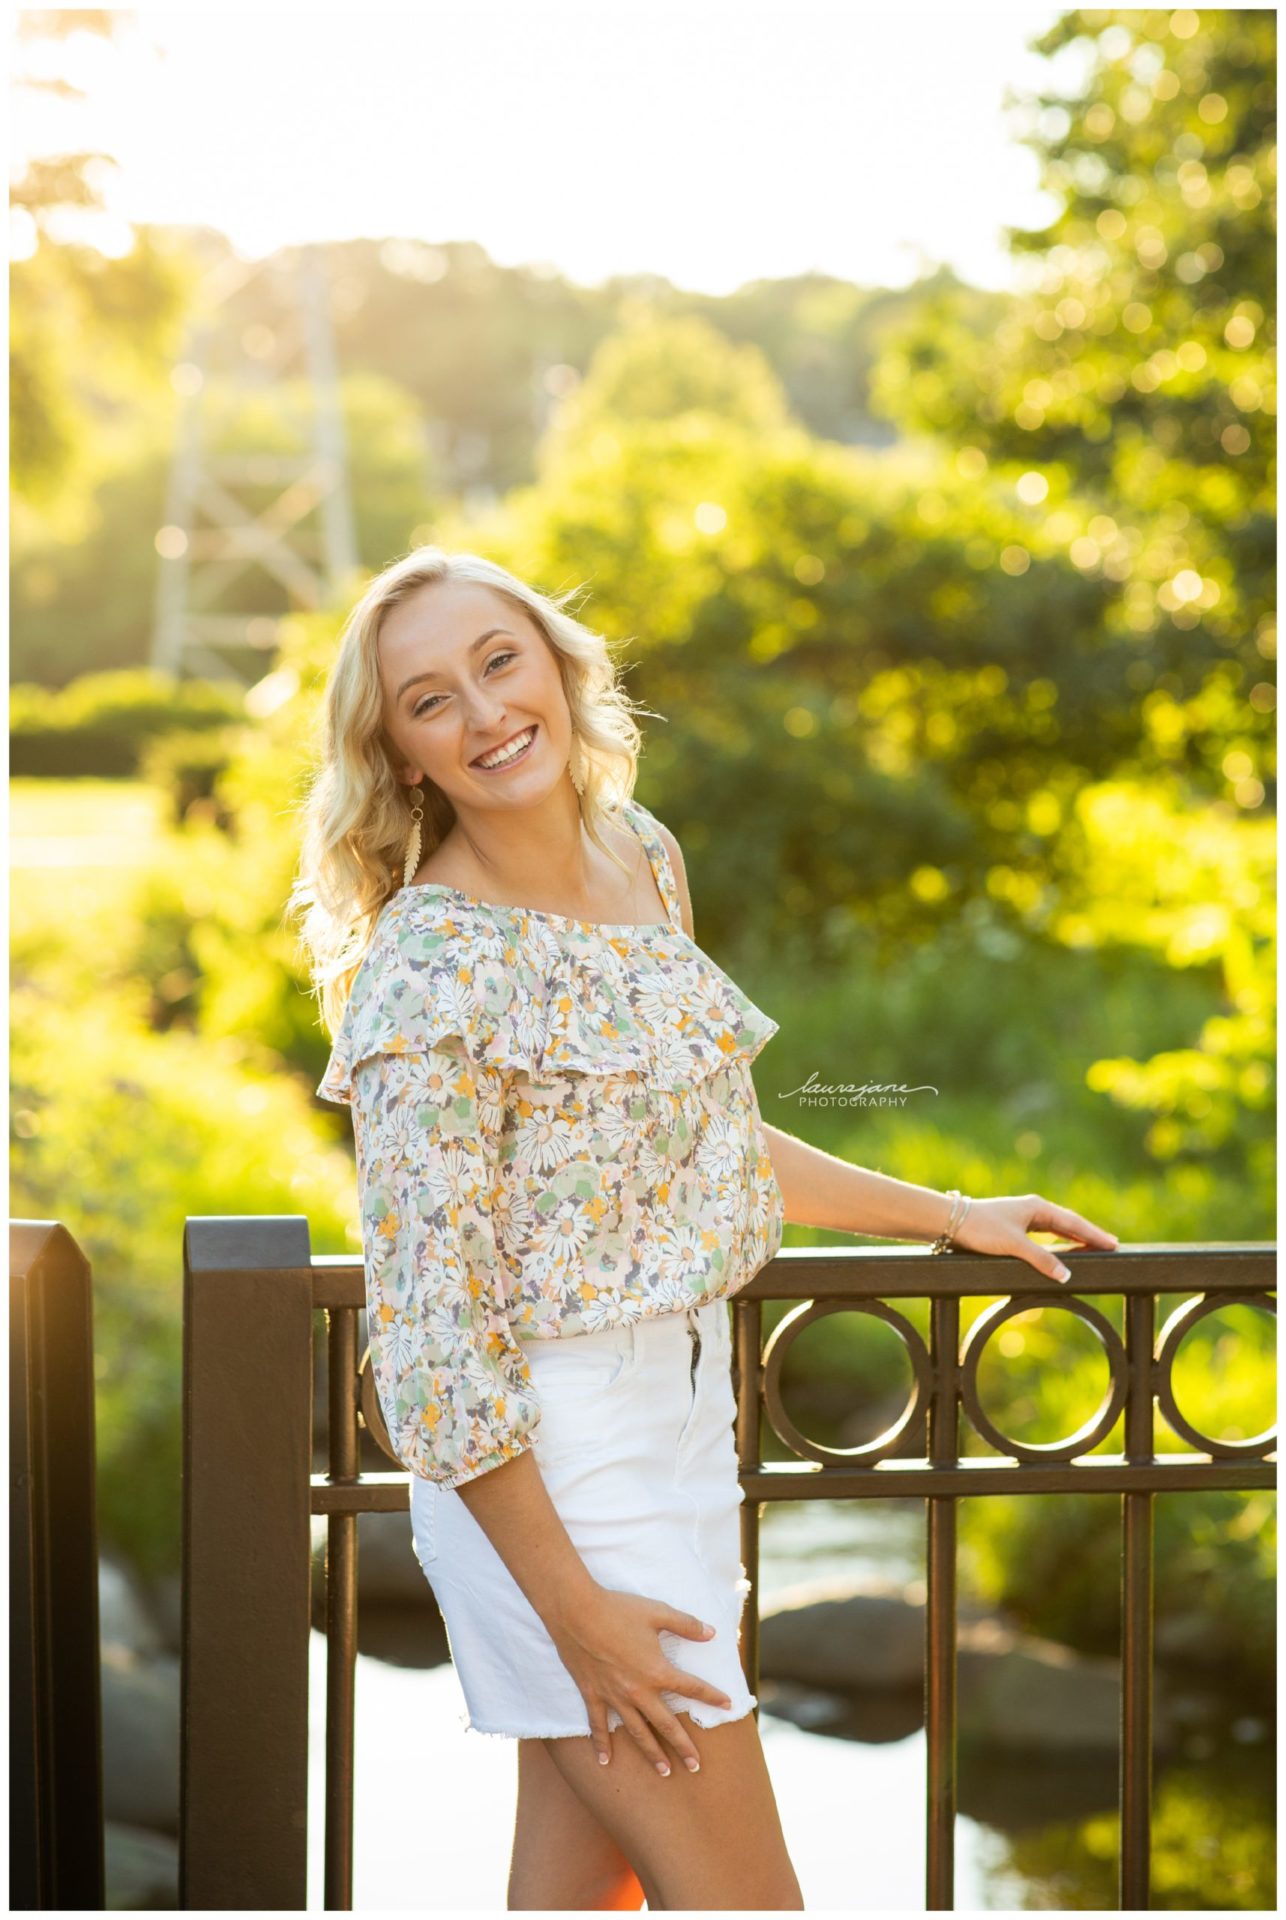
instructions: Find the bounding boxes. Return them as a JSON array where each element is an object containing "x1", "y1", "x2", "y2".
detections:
[{"x1": 397, "y1": 628, "x2": 515, "y2": 700}]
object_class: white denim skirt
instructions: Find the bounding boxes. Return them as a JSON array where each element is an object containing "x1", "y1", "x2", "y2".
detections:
[{"x1": 408, "y1": 1296, "x2": 758, "y2": 1740}]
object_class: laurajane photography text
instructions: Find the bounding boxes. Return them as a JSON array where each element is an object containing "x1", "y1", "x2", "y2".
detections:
[{"x1": 779, "y1": 1073, "x2": 940, "y2": 1109}]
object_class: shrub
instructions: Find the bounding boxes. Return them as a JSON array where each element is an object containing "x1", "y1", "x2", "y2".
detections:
[
  {"x1": 10, "y1": 669, "x2": 246, "y2": 777},
  {"x1": 138, "y1": 723, "x2": 251, "y2": 827}
]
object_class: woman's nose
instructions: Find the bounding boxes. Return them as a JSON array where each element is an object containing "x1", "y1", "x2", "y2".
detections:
[{"x1": 463, "y1": 693, "x2": 508, "y2": 732}]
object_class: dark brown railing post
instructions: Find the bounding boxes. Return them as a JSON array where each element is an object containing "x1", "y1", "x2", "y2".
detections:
[
  {"x1": 180, "y1": 1217, "x2": 314, "y2": 1910},
  {"x1": 10, "y1": 1221, "x2": 106, "y2": 1912}
]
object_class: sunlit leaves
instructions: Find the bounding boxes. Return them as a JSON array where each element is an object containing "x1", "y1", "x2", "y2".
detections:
[{"x1": 868, "y1": 8, "x2": 1274, "y2": 798}]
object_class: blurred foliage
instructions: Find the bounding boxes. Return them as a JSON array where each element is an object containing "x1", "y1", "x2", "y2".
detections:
[
  {"x1": 990, "y1": 1736, "x2": 1273, "y2": 1908},
  {"x1": 870, "y1": 7, "x2": 1276, "y2": 790},
  {"x1": 496, "y1": 422, "x2": 1168, "y2": 948},
  {"x1": 864, "y1": 4, "x2": 1273, "y2": 1216},
  {"x1": 10, "y1": 229, "x2": 190, "y2": 512},
  {"x1": 1071, "y1": 785, "x2": 1274, "y2": 1175},
  {"x1": 10, "y1": 787, "x2": 359, "y2": 1580},
  {"x1": 11, "y1": 14, "x2": 191, "y2": 509},
  {"x1": 10, "y1": 669, "x2": 246, "y2": 776},
  {"x1": 318, "y1": 235, "x2": 909, "y2": 493},
  {"x1": 545, "y1": 306, "x2": 796, "y2": 442},
  {"x1": 137, "y1": 724, "x2": 250, "y2": 827}
]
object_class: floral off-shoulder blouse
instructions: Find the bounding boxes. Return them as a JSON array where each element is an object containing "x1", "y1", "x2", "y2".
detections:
[{"x1": 316, "y1": 796, "x2": 785, "y2": 1488}]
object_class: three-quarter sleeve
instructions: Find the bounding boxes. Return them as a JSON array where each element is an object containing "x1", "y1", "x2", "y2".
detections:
[{"x1": 348, "y1": 1041, "x2": 542, "y2": 1488}]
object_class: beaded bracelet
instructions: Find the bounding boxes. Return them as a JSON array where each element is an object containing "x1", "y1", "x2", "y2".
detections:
[{"x1": 930, "y1": 1188, "x2": 972, "y2": 1254}]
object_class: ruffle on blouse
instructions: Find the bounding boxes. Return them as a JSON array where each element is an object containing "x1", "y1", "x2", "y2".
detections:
[{"x1": 316, "y1": 897, "x2": 779, "y2": 1104}]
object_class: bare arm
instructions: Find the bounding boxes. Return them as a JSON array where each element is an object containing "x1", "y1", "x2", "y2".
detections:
[
  {"x1": 656, "y1": 816, "x2": 1119, "y2": 1280},
  {"x1": 760, "y1": 1114, "x2": 1119, "y2": 1283},
  {"x1": 760, "y1": 1121, "x2": 956, "y2": 1240},
  {"x1": 452, "y1": 1443, "x2": 597, "y2": 1632},
  {"x1": 654, "y1": 821, "x2": 955, "y2": 1242}
]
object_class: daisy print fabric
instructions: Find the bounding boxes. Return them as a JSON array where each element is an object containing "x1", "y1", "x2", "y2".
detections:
[{"x1": 317, "y1": 797, "x2": 786, "y2": 1488}]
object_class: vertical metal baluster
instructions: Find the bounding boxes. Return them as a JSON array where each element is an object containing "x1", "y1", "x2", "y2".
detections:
[
  {"x1": 325, "y1": 1304, "x2": 359, "y2": 1910},
  {"x1": 734, "y1": 1298, "x2": 763, "y2": 1718},
  {"x1": 1120, "y1": 1289, "x2": 1156, "y2": 1910},
  {"x1": 925, "y1": 1292, "x2": 960, "y2": 1912}
]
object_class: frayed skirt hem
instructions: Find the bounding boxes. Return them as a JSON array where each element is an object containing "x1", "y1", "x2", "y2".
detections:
[{"x1": 463, "y1": 1694, "x2": 759, "y2": 1740}]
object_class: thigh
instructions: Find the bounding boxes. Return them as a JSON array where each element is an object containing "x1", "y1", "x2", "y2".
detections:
[
  {"x1": 511, "y1": 1736, "x2": 649, "y2": 1910},
  {"x1": 538, "y1": 1709, "x2": 803, "y2": 1912}
]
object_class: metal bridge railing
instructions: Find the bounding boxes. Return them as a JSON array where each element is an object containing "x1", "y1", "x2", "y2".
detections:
[{"x1": 179, "y1": 1223, "x2": 1275, "y2": 1911}]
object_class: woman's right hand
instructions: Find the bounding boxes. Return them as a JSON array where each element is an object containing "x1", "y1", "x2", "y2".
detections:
[{"x1": 549, "y1": 1584, "x2": 735, "y2": 1775}]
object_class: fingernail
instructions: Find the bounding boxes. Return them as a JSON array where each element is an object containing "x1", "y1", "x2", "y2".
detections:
[
  {"x1": 1055, "y1": 1266, "x2": 1070, "y2": 1282},
  {"x1": 598, "y1": 1752, "x2": 610, "y2": 1766},
  {"x1": 703, "y1": 1623, "x2": 716, "y2": 1636},
  {"x1": 656, "y1": 1761, "x2": 671, "y2": 1776},
  {"x1": 686, "y1": 1756, "x2": 701, "y2": 1772}
]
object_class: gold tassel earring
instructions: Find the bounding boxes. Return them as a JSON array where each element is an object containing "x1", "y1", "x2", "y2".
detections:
[
  {"x1": 568, "y1": 733, "x2": 586, "y2": 796},
  {"x1": 402, "y1": 783, "x2": 425, "y2": 886}
]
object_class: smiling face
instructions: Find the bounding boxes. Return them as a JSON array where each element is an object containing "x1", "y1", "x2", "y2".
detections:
[{"x1": 378, "y1": 578, "x2": 575, "y2": 812}]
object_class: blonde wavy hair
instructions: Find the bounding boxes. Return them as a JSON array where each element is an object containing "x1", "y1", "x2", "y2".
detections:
[{"x1": 290, "y1": 546, "x2": 653, "y2": 1038}]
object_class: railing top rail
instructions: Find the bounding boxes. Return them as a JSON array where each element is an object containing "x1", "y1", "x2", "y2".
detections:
[{"x1": 302, "y1": 1243, "x2": 1276, "y2": 1310}]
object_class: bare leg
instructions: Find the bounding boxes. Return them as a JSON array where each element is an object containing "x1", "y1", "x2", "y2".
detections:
[
  {"x1": 537, "y1": 1709, "x2": 803, "y2": 1911},
  {"x1": 508, "y1": 1735, "x2": 650, "y2": 1909}
]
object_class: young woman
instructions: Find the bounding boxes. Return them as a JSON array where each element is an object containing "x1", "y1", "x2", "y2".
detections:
[{"x1": 295, "y1": 547, "x2": 1118, "y2": 1911}]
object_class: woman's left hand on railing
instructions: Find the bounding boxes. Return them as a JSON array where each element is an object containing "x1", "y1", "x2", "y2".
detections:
[{"x1": 949, "y1": 1194, "x2": 1119, "y2": 1286}]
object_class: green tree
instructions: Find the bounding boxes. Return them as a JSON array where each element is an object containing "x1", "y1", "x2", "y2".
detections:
[
  {"x1": 864, "y1": 9, "x2": 1275, "y2": 1212},
  {"x1": 871, "y1": 7, "x2": 1276, "y2": 792},
  {"x1": 10, "y1": 13, "x2": 189, "y2": 507},
  {"x1": 542, "y1": 306, "x2": 794, "y2": 456}
]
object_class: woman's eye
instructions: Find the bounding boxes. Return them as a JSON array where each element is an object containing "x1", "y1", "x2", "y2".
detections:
[{"x1": 413, "y1": 651, "x2": 515, "y2": 719}]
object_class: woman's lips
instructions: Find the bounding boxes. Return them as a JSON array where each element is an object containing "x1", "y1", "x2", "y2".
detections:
[{"x1": 470, "y1": 724, "x2": 538, "y2": 771}]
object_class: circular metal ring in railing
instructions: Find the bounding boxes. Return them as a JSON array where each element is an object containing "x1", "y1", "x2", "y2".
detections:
[
  {"x1": 960, "y1": 1293, "x2": 1128, "y2": 1464},
  {"x1": 1154, "y1": 1291, "x2": 1277, "y2": 1460},
  {"x1": 761, "y1": 1299, "x2": 932, "y2": 1467}
]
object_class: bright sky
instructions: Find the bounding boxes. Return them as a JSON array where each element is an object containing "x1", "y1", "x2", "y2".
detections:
[{"x1": 12, "y1": 2, "x2": 1082, "y2": 294}]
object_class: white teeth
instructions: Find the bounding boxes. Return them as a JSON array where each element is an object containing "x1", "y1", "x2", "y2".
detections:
[{"x1": 474, "y1": 726, "x2": 535, "y2": 769}]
